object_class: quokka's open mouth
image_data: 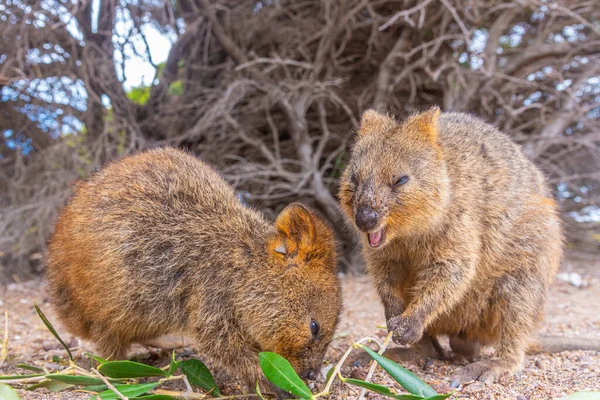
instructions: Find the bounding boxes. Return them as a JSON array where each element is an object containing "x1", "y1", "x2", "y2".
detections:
[{"x1": 367, "y1": 228, "x2": 385, "y2": 248}]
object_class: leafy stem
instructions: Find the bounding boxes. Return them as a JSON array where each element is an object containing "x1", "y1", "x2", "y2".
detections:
[{"x1": 313, "y1": 336, "x2": 385, "y2": 398}]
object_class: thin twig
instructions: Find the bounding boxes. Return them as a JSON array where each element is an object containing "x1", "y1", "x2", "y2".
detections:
[
  {"x1": 91, "y1": 367, "x2": 127, "y2": 400},
  {"x1": 0, "y1": 376, "x2": 47, "y2": 384},
  {"x1": 358, "y1": 331, "x2": 394, "y2": 400},
  {"x1": 379, "y1": 0, "x2": 434, "y2": 31},
  {"x1": 438, "y1": 0, "x2": 472, "y2": 46},
  {"x1": 183, "y1": 374, "x2": 194, "y2": 396},
  {"x1": 152, "y1": 389, "x2": 259, "y2": 399},
  {"x1": 314, "y1": 336, "x2": 384, "y2": 397}
]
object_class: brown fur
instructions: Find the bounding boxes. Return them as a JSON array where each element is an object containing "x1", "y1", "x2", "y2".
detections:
[
  {"x1": 47, "y1": 147, "x2": 341, "y2": 390},
  {"x1": 339, "y1": 108, "x2": 566, "y2": 384}
]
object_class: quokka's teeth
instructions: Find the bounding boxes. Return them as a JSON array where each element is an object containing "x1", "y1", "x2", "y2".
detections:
[{"x1": 368, "y1": 229, "x2": 383, "y2": 247}]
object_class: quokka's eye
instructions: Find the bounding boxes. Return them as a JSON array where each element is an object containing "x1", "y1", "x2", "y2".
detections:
[
  {"x1": 394, "y1": 175, "x2": 409, "y2": 186},
  {"x1": 310, "y1": 320, "x2": 320, "y2": 338}
]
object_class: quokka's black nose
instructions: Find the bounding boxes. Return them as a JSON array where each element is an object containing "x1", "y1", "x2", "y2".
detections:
[{"x1": 355, "y1": 206, "x2": 379, "y2": 231}]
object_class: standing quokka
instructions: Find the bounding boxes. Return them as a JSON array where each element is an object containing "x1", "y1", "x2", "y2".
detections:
[
  {"x1": 339, "y1": 107, "x2": 565, "y2": 384},
  {"x1": 47, "y1": 147, "x2": 341, "y2": 390}
]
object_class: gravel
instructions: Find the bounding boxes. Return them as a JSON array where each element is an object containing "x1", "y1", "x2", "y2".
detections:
[{"x1": 1, "y1": 251, "x2": 599, "y2": 399}]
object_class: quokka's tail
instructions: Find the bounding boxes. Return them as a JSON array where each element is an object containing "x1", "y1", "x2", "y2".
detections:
[{"x1": 527, "y1": 335, "x2": 600, "y2": 354}]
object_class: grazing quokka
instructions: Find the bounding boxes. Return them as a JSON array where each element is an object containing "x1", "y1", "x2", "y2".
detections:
[
  {"x1": 47, "y1": 147, "x2": 341, "y2": 389},
  {"x1": 339, "y1": 107, "x2": 565, "y2": 384}
]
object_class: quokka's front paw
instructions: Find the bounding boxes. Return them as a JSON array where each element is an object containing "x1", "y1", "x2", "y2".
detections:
[{"x1": 387, "y1": 314, "x2": 424, "y2": 347}]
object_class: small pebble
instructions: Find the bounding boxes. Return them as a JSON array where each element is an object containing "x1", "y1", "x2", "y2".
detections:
[
  {"x1": 463, "y1": 382, "x2": 485, "y2": 393},
  {"x1": 319, "y1": 364, "x2": 334, "y2": 382},
  {"x1": 349, "y1": 367, "x2": 366, "y2": 380},
  {"x1": 576, "y1": 354, "x2": 591, "y2": 363},
  {"x1": 42, "y1": 341, "x2": 59, "y2": 351},
  {"x1": 556, "y1": 272, "x2": 585, "y2": 288},
  {"x1": 68, "y1": 336, "x2": 79, "y2": 349}
]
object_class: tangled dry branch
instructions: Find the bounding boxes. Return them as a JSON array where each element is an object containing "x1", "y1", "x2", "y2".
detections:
[{"x1": 1, "y1": 0, "x2": 599, "y2": 277}]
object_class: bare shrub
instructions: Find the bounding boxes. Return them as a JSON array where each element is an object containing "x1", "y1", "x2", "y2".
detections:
[{"x1": 1, "y1": 0, "x2": 599, "y2": 277}]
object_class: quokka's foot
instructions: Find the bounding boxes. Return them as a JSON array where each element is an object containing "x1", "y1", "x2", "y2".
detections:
[{"x1": 450, "y1": 359, "x2": 515, "y2": 387}]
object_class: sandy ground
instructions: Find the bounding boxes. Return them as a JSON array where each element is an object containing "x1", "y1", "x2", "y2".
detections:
[{"x1": 0, "y1": 251, "x2": 599, "y2": 400}]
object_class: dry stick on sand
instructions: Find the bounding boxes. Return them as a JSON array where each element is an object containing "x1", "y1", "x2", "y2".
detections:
[
  {"x1": 182, "y1": 374, "x2": 194, "y2": 394},
  {"x1": 358, "y1": 331, "x2": 394, "y2": 400},
  {"x1": 0, "y1": 310, "x2": 8, "y2": 369},
  {"x1": 91, "y1": 367, "x2": 128, "y2": 400},
  {"x1": 151, "y1": 390, "x2": 259, "y2": 399}
]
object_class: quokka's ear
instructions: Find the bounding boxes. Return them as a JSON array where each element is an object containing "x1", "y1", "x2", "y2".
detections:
[
  {"x1": 359, "y1": 109, "x2": 396, "y2": 135},
  {"x1": 402, "y1": 106, "x2": 441, "y2": 143},
  {"x1": 274, "y1": 203, "x2": 317, "y2": 247},
  {"x1": 268, "y1": 203, "x2": 336, "y2": 270}
]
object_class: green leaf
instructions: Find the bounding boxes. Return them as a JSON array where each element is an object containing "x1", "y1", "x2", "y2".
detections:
[
  {"x1": 82, "y1": 384, "x2": 108, "y2": 393},
  {"x1": 325, "y1": 366, "x2": 335, "y2": 384},
  {"x1": 559, "y1": 393, "x2": 600, "y2": 400},
  {"x1": 92, "y1": 382, "x2": 159, "y2": 399},
  {"x1": 46, "y1": 374, "x2": 112, "y2": 386},
  {"x1": 0, "y1": 383, "x2": 20, "y2": 400},
  {"x1": 360, "y1": 345, "x2": 437, "y2": 397},
  {"x1": 34, "y1": 304, "x2": 73, "y2": 361},
  {"x1": 258, "y1": 352, "x2": 313, "y2": 399},
  {"x1": 424, "y1": 395, "x2": 453, "y2": 400},
  {"x1": 255, "y1": 380, "x2": 267, "y2": 400},
  {"x1": 98, "y1": 361, "x2": 168, "y2": 378},
  {"x1": 343, "y1": 378, "x2": 423, "y2": 399},
  {"x1": 168, "y1": 80, "x2": 183, "y2": 96},
  {"x1": 26, "y1": 379, "x2": 73, "y2": 392},
  {"x1": 85, "y1": 353, "x2": 108, "y2": 364},
  {"x1": 180, "y1": 359, "x2": 220, "y2": 396},
  {"x1": 16, "y1": 363, "x2": 44, "y2": 372},
  {"x1": 166, "y1": 351, "x2": 180, "y2": 377},
  {"x1": 156, "y1": 62, "x2": 166, "y2": 77},
  {"x1": 126, "y1": 85, "x2": 151, "y2": 105},
  {"x1": 0, "y1": 373, "x2": 44, "y2": 380}
]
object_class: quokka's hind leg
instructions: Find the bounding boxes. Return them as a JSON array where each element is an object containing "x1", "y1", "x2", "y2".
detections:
[
  {"x1": 450, "y1": 328, "x2": 528, "y2": 387},
  {"x1": 89, "y1": 325, "x2": 132, "y2": 360},
  {"x1": 451, "y1": 273, "x2": 545, "y2": 386},
  {"x1": 378, "y1": 335, "x2": 447, "y2": 365},
  {"x1": 449, "y1": 335, "x2": 480, "y2": 361}
]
